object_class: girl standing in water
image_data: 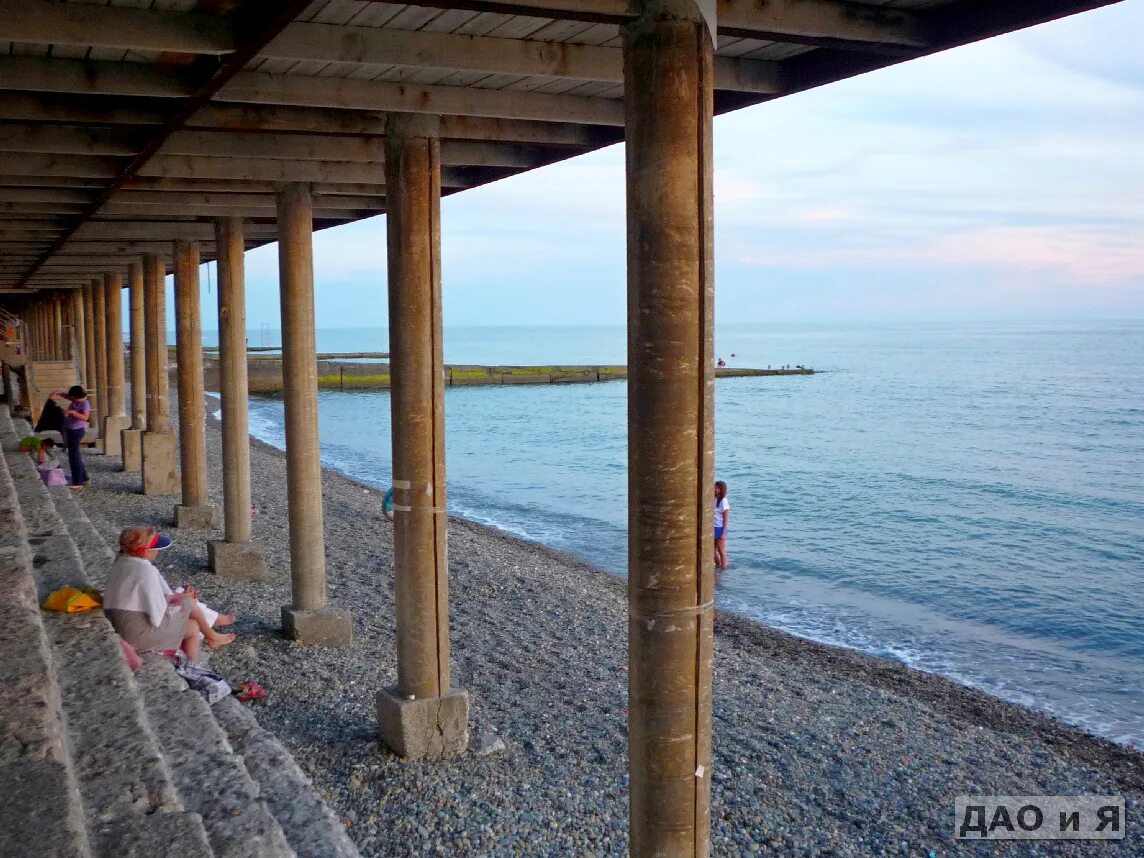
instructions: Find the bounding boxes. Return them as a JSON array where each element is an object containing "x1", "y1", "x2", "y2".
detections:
[{"x1": 714, "y1": 480, "x2": 730, "y2": 570}]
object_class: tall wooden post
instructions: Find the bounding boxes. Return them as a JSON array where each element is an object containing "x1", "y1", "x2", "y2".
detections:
[
  {"x1": 91, "y1": 278, "x2": 107, "y2": 441},
  {"x1": 82, "y1": 283, "x2": 97, "y2": 410},
  {"x1": 623, "y1": 1, "x2": 716, "y2": 855},
  {"x1": 208, "y1": 217, "x2": 265, "y2": 578},
  {"x1": 71, "y1": 290, "x2": 86, "y2": 387},
  {"x1": 122, "y1": 262, "x2": 147, "y2": 472},
  {"x1": 141, "y1": 253, "x2": 178, "y2": 495},
  {"x1": 173, "y1": 240, "x2": 216, "y2": 528},
  {"x1": 276, "y1": 183, "x2": 351, "y2": 645},
  {"x1": 53, "y1": 296, "x2": 64, "y2": 359},
  {"x1": 376, "y1": 115, "x2": 468, "y2": 759},
  {"x1": 102, "y1": 272, "x2": 130, "y2": 457}
]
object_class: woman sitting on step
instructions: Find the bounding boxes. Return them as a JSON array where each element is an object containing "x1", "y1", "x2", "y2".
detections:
[{"x1": 103, "y1": 527, "x2": 236, "y2": 662}]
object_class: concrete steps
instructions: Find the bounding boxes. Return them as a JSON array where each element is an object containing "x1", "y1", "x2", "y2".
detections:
[
  {"x1": 0, "y1": 410, "x2": 88, "y2": 858},
  {"x1": 2, "y1": 410, "x2": 212, "y2": 858},
  {"x1": 4, "y1": 411, "x2": 360, "y2": 858}
]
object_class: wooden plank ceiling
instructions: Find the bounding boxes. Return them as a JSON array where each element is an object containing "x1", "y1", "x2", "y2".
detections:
[{"x1": 0, "y1": 0, "x2": 1126, "y2": 291}]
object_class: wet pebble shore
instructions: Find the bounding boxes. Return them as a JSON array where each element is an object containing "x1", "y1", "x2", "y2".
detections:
[{"x1": 76, "y1": 411, "x2": 1143, "y2": 857}]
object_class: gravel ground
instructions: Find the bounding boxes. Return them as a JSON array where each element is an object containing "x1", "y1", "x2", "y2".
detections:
[{"x1": 74, "y1": 405, "x2": 1143, "y2": 857}]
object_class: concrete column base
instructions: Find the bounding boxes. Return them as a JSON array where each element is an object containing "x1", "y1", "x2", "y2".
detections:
[
  {"x1": 174, "y1": 504, "x2": 218, "y2": 529},
  {"x1": 141, "y1": 432, "x2": 179, "y2": 495},
  {"x1": 281, "y1": 606, "x2": 353, "y2": 647},
  {"x1": 101, "y1": 415, "x2": 131, "y2": 457},
  {"x1": 208, "y1": 540, "x2": 265, "y2": 581},
  {"x1": 121, "y1": 428, "x2": 144, "y2": 473},
  {"x1": 376, "y1": 687, "x2": 469, "y2": 760}
]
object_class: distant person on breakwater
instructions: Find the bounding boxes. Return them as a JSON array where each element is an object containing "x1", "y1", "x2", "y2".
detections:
[
  {"x1": 103, "y1": 527, "x2": 236, "y2": 662},
  {"x1": 717, "y1": 358, "x2": 726, "y2": 368},
  {"x1": 714, "y1": 480, "x2": 730, "y2": 570}
]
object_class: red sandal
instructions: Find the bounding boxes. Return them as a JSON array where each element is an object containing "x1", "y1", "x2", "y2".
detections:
[{"x1": 235, "y1": 681, "x2": 267, "y2": 703}]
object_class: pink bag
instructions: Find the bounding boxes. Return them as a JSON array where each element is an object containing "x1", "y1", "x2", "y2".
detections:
[{"x1": 39, "y1": 467, "x2": 67, "y2": 487}]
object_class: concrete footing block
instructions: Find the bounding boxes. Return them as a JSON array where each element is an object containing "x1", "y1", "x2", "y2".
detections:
[
  {"x1": 174, "y1": 504, "x2": 217, "y2": 530},
  {"x1": 375, "y1": 687, "x2": 469, "y2": 760},
  {"x1": 101, "y1": 415, "x2": 131, "y2": 458},
  {"x1": 141, "y1": 432, "x2": 178, "y2": 495},
  {"x1": 207, "y1": 540, "x2": 265, "y2": 581},
  {"x1": 281, "y1": 606, "x2": 353, "y2": 647},
  {"x1": 121, "y1": 428, "x2": 144, "y2": 473}
]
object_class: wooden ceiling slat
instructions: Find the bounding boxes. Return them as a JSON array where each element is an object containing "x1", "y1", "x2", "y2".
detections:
[
  {"x1": 0, "y1": 55, "x2": 194, "y2": 98},
  {"x1": 0, "y1": 0, "x2": 237, "y2": 54},
  {"x1": 216, "y1": 70, "x2": 625, "y2": 124}
]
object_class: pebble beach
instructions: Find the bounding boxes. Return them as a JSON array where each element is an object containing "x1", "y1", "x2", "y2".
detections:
[{"x1": 75, "y1": 406, "x2": 1143, "y2": 857}]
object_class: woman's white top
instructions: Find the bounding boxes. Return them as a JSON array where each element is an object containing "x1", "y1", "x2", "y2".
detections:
[
  {"x1": 103, "y1": 554, "x2": 170, "y2": 627},
  {"x1": 714, "y1": 497, "x2": 730, "y2": 528}
]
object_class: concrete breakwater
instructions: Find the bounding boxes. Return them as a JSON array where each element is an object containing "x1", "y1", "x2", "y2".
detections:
[{"x1": 195, "y1": 354, "x2": 815, "y2": 394}]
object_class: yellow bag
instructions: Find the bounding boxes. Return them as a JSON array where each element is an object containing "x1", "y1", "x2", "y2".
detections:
[{"x1": 42, "y1": 587, "x2": 102, "y2": 613}]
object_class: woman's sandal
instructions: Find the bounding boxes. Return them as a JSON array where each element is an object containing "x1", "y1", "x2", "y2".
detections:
[{"x1": 235, "y1": 681, "x2": 267, "y2": 703}]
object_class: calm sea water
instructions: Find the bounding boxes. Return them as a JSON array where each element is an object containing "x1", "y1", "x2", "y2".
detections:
[{"x1": 228, "y1": 322, "x2": 1144, "y2": 749}]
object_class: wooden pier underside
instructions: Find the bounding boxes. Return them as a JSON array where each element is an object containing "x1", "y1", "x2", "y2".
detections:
[{"x1": 0, "y1": 0, "x2": 1124, "y2": 293}]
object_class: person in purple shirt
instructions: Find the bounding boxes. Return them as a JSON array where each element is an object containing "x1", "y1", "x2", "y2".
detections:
[{"x1": 53, "y1": 385, "x2": 90, "y2": 489}]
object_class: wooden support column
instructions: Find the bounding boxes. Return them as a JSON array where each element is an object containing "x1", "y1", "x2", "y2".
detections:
[
  {"x1": 102, "y1": 272, "x2": 130, "y2": 457},
  {"x1": 82, "y1": 283, "x2": 97, "y2": 406},
  {"x1": 376, "y1": 114, "x2": 468, "y2": 759},
  {"x1": 208, "y1": 217, "x2": 265, "y2": 578},
  {"x1": 141, "y1": 252, "x2": 178, "y2": 495},
  {"x1": 173, "y1": 239, "x2": 216, "y2": 528},
  {"x1": 623, "y1": 2, "x2": 715, "y2": 855},
  {"x1": 122, "y1": 262, "x2": 146, "y2": 472},
  {"x1": 71, "y1": 292, "x2": 85, "y2": 375},
  {"x1": 52, "y1": 296, "x2": 64, "y2": 360},
  {"x1": 91, "y1": 277, "x2": 107, "y2": 441},
  {"x1": 276, "y1": 182, "x2": 351, "y2": 645}
]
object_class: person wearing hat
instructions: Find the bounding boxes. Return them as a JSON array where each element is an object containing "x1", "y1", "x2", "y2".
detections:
[{"x1": 103, "y1": 527, "x2": 235, "y2": 662}]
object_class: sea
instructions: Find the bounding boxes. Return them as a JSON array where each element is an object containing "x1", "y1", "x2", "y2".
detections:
[{"x1": 209, "y1": 321, "x2": 1144, "y2": 750}]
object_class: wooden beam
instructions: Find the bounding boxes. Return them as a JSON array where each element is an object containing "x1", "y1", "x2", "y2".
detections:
[
  {"x1": 0, "y1": 231, "x2": 66, "y2": 241},
  {"x1": 160, "y1": 130, "x2": 554, "y2": 168},
  {"x1": 0, "y1": 57, "x2": 193, "y2": 99},
  {"x1": 136, "y1": 154, "x2": 474, "y2": 187},
  {"x1": 120, "y1": 177, "x2": 388, "y2": 197},
  {"x1": 356, "y1": 0, "x2": 925, "y2": 45},
  {"x1": 0, "y1": 189, "x2": 95, "y2": 205},
  {"x1": 717, "y1": 0, "x2": 925, "y2": 46},
  {"x1": 0, "y1": 203, "x2": 86, "y2": 217},
  {"x1": 0, "y1": 125, "x2": 138, "y2": 157},
  {"x1": 108, "y1": 191, "x2": 380, "y2": 209},
  {"x1": 0, "y1": 94, "x2": 168, "y2": 127},
  {"x1": 218, "y1": 72, "x2": 625, "y2": 126},
  {"x1": 0, "y1": 219, "x2": 69, "y2": 231},
  {"x1": 101, "y1": 203, "x2": 378, "y2": 219},
  {"x1": 0, "y1": 0, "x2": 237, "y2": 54},
  {"x1": 188, "y1": 103, "x2": 614, "y2": 146},
  {"x1": 72, "y1": 222, "x2": 276, "y2": 241},
  {"x1": 264, "y1": 21, "x2": 780, "y2": 93},
  {"x1": 0, "y1": 156, "x2": 123, "y2": 180},
  {"x1": 0, "y1": 176, "x2": 106, "y2": 190}
]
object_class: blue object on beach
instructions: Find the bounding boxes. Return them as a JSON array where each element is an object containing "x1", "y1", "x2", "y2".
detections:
[{"x1": 382, "y1": 488, "x2": 394, "y2": 516}]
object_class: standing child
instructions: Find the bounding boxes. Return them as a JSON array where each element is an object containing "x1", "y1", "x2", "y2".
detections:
[{"x1": 714, "y1": 480, "x2": 730, "y2": 570}]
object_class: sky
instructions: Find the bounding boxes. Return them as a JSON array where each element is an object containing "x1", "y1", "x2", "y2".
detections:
[{"x1": 181, "y1": 0, "x2": 1144, "y2": 329}]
